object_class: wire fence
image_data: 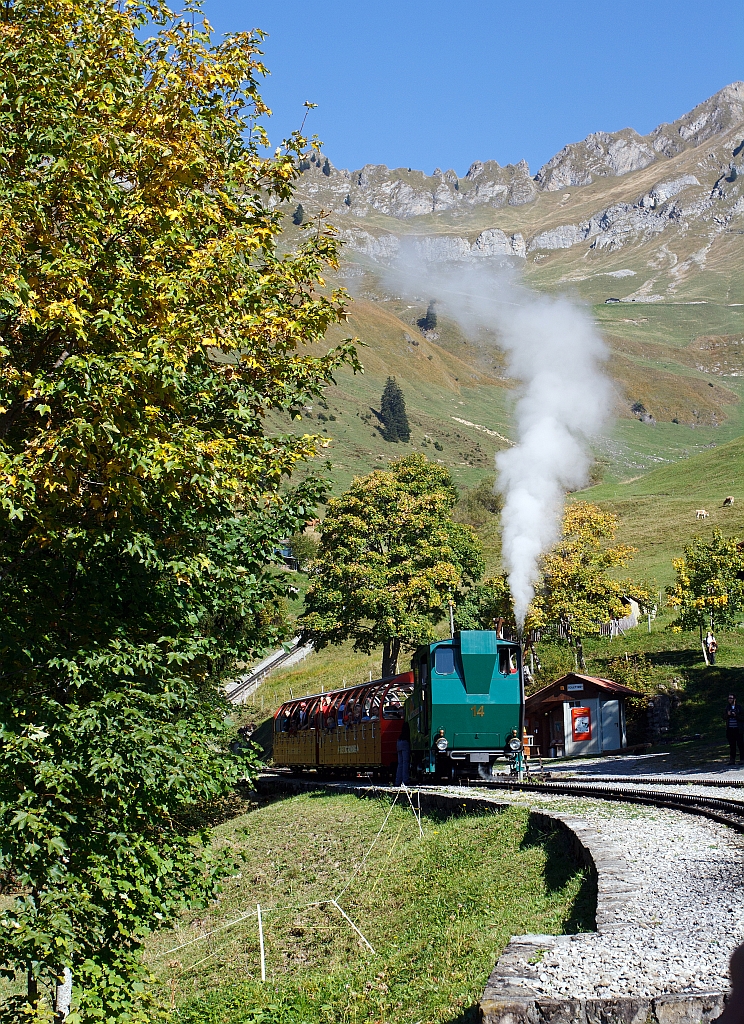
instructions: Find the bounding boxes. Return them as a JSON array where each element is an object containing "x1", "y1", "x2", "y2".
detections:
[{"x1": 153, "y1": 787, "x2": 424, "y2": 979}]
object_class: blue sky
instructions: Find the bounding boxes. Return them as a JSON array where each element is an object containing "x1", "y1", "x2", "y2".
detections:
[{"x1": 202, "y1": 0, "x2": 744, "y2": 177}]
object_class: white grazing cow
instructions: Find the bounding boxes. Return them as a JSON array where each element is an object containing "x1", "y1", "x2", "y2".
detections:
[{"x1": 696, "y1": 509, "x2": 709, "y2": 519}]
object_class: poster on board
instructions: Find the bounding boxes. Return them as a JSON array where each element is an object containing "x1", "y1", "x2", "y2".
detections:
[{"x1": 571, "y1": 707, "x2": 591, "y2": 742}]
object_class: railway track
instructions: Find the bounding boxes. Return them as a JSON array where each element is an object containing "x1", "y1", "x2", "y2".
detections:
[
  {"x1": 261, "y1": 768, "x2": 744, "y2": 831},
  {"x1": 470, "y1": 775, "x2": 744, "y2": 832}
]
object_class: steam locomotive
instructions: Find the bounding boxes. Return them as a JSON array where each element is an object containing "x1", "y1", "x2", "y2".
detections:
[{"x1": 272, "y1": 630, "x2": 524, "y2": 781}]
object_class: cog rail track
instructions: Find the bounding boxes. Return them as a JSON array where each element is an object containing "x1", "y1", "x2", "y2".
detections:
[
  {"x1": 473, "y1": 777, "x2": 744, "y2": 832},
  {"x1": 535, "y1": 772, "x2": 744, "y2": 788}
]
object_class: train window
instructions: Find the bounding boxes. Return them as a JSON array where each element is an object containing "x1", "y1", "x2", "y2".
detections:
[
  {"x1": 434, "y1": 646, "x2": 455, "y2": 675},
  {"x1": 419, "y1": 659, "x2": 428, "y2": 685}
]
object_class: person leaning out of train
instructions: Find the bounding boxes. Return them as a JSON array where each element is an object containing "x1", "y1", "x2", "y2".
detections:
[{"x1": 395, "y1": 720, "x2": 411, "y2": 787}]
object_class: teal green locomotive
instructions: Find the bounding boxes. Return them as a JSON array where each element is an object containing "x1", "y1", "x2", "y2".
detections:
[
  {"x1": 408, "y1": 629, "x2": 524, "y2": 779},
  {"x1": 272, "y1": 629, "x2": 524, "y2": 780}
]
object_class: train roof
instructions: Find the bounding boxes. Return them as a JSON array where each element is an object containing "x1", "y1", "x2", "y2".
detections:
[{"x1": 274, "y1": 671, "x2": 414, "y2": 714}]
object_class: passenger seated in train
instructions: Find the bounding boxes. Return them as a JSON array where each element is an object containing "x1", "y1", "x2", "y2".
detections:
[{"x1": 383, "y1": 697, "x2": 404, "y2": 719}]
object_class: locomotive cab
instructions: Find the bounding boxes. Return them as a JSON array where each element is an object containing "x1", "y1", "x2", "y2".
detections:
[{"x1": 408, "y1": 630, "x2": 523, "y2": 780}]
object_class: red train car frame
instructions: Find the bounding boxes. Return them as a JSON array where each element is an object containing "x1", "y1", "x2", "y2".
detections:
[{"x1": 273, "y1": 672, "x2": 414, "y2": 775}]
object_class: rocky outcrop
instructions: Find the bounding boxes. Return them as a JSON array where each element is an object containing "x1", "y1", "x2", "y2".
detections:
[
  {"x1": 295, "y1": 83, "x2": 744, "y2": 222},
  {"x1": 336, "y1": 163, "x2": 740, "y2": 265},
  {"x1": 651, "y1": 81, "x2": 744, "y2": 156},
  {"x1": 289, "y1": 83, "x2": 744, "y2": 300},
  {"x1": 528, "y1": 175, "x2": 706, "y2": 252},
  {"x1": 339, "y1": 227, "x2": 526, "y2": 263},
  {"x1": 535, "y1": 130, "x2": 656, "y2": 191},
  {"x1": 295, "y1": 155, "x2": 538, "y2": 219},
  {"x1": 535, "y1": 83, "x2": 744, "y2": 190}
]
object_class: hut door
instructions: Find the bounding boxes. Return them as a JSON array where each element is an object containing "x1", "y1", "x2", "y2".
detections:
[{"x1": 601, "y1": 700, "x2": 621, "y2": 751}]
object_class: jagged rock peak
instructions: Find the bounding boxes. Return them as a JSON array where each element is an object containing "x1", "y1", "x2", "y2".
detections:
[
  {"x1": 535, "y1": 82, "x2": 744, "y2": 190},
  {"x1": 651, "y1": 81, "x2": 744, "y2": 156},
  {"x1": 292, "y1": 84, "x2": 744, "y2": 220},
  {"x1": 295, "y1": 152, "x2": 537, "y2": 218},
  {"x1": 535, "y1": 129, "x2": 655, "y2": 191}
]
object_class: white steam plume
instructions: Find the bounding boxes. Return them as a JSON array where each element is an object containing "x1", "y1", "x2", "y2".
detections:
[{"x1": 385, "y1": 256, "x2": 613, "y2": 629}]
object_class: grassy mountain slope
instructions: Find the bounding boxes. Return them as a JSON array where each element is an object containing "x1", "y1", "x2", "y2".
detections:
[
  {"x1": 279, "y1": 87, "x2": 744, "y2": 494},
  {"x1": 282, "y1": 289, "x2": 744, "y2": 492},
  {"x1": 275, "y1": 296, "x2": 515, "y2": 493},
  {"x1": 583, "y1": 433, "x2": 744, "y2": 587}
]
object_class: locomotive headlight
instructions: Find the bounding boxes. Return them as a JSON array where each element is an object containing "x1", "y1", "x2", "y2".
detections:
[
  {"x1": 434, "y1": 731, "x2": 449, "y2": 752},
  {"x1": 506, "y1": 735, "x2": 522, "y2": 753}
]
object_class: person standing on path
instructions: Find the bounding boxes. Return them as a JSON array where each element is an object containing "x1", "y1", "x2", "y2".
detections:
[
  {"x1": 396, "y1": 720, "x2": 411, "y2": 786},
  {"x1": 724, "y1": 694, "x2": 744, "y2": 765},
  {"x1": 706, "y1": 630, "x2": 718, "y2": 665}
]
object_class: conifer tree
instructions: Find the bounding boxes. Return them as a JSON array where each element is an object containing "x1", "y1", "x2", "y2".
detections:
[
  {"x1": 322, "y1": 157, "x2": 331, "y2": 176},
  {"x1": 380, "y1": 376, "x2": 411, "y2": 442},
  {"x1": 420, "y1": 299, "x2": 438, "y2": 332},
  {"x1": 292, "y1": 202, "x2": 305, "y2": 225}
]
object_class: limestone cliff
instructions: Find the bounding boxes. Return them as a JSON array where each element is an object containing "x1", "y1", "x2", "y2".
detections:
[{"x1": 291, "y1": 83, "x2": 744, "y2": 302}]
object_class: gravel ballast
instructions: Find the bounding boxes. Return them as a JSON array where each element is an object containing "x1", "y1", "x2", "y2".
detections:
[{"x1": 495, "y1": 792, "x2": 743, "y2": 998}]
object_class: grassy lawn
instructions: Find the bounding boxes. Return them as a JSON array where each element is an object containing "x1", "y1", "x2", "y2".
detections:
[
  {"x1": 582, "y1": 613, "x2": 744, "y2": 742},
  {"x1": 146, "y1": 792, "x2": 593, "y2": 1024}
]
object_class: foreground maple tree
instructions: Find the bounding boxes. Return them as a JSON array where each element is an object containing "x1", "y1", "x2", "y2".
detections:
[{"x1": 0, "y1": 1, "x2": 355, "y2": 1018}]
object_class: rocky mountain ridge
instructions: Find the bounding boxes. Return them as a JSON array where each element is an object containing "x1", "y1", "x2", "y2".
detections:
[
  {"x1": 297, "y1": 83, "x2": 744, "y2": 219},
  {"x1": 292, "y1": 83, "x2": 744, "y2": 304}
]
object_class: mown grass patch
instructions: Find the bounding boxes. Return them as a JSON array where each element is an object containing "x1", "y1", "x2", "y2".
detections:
[{"x1": 147, "y1": 792, "x2": 592, "y2": 1024}]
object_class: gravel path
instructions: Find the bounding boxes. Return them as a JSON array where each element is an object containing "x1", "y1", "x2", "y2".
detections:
[
  {"x1": 489, "y1": 791, "x2": 744, "y2": 998},
  {"x1": 530, "y1": 751, "x2": 744, "y2": 779}
]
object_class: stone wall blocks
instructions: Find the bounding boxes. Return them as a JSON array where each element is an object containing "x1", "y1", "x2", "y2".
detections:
[
  {"x1": 585, "y1": 997, "x2": 651, "y2": 1024},
  {"x1": 652, "y1": 995, "x2": 726, "y2": 1024}
]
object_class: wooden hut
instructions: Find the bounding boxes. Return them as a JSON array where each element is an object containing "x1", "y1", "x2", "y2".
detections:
[{"x1": 525, "y1": 673, "x2": 639, "y2": 758}]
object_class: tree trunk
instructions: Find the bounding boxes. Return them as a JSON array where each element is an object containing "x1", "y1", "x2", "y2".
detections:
[
  {"x1": 27, "y1": 969, "x2": 38, "y2": 1006},
  {"x1": 381, "y1": 638, "x2": 401, "y2": 678},
  {"x1": 576, "y1": 638, "x2": 587, "y2": 672},
  {"x1": 54, "y1": 967, "x2": 72, "y2": 1022}
]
